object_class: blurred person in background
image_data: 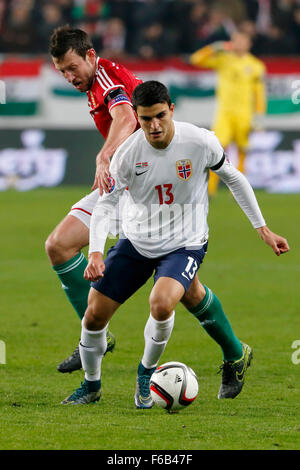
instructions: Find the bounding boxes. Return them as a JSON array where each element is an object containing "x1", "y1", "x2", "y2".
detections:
[
  {"x1": 0, "y1": 0, "x2": 7, "y2": 50},
  {"x1": 100, "y1": 17, "x2": 127, "y2": 60},
  {"x1": 190, "y1": 30, "x2": 266, "y2": 197},
  {"x1": 251, "y1": 0, "x2": 298, "y2": 54},
  {"x1": 134, "y1": 22, "x2": 175, "y2": 60},
  {"x1": 270, "y1": 0, "x2": 298, "y2": 31},
  {"x1": 55, "y1": 0, "x2": 74, "y2": 22},
  {"x1": 1, "y1": 0, "x2": 36, "y2": 53},
  {"x1": 129, "y1": 0, "x2": 169, "y2": 30},
  {"x1": 71, "y1": 0, "x2": 110, "y2": 23},
  {"x1": 290, "y1": 6, "x2": 300, "y2": 53},
  {"x1": 169, "y1": 0, "x2": 209, "y2": 54},
  {"x1": 238, "y1": 19, "x2": 267, "y2": 55},
  {"x1": 243, "y1": 0, "x2": 260, "y2": 22},
  {"x1": 46, "y1": 25, "x2": 141, "y2": 373},
  {"x1": 126, "y1": 0, "x2": 170, "y2": 56},
  {"x1": 36, "y1": 3, "x2": 65, "y2": 53},
  {"x1": 70, "y1": 0, "x2": 111, "y2": 54},
  {"x1": 258, "y1": 23, "x2": 297, "y2": 55},
  {"x1": 196, "y1": 4, "x2": 236, "y2": 47},
  {"x1": 0, "y1": 0, "x2": 299, "y2": 56}
]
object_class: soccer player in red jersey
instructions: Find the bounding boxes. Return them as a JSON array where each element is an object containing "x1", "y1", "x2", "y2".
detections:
[{"x1": 45, "y1": 25, "x2": 142, "y2": 373}]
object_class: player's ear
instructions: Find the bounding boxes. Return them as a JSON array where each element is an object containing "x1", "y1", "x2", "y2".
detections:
[
  {"x1": 86, "y1": 48, "x2": 96, "y2": 64},
  {"x1": 170, "y1": 103, "x2": 175, "y2": 114}
]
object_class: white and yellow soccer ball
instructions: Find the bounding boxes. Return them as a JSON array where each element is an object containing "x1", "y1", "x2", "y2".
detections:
[{"x1": 150, "y1": 362, "x2": 198, "y2": 412}]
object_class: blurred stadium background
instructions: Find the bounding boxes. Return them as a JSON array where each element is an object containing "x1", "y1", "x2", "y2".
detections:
[{"x1": 0, "y1": 0, "x2": 300, "y2": 192}]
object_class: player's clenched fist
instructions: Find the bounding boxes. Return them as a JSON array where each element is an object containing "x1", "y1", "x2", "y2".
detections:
[
  {"x1": 256, "y1": 226, "x2": 290, "y2": 256},
  {"x1": 84, "y1": 252, "x2": 105, "y2": 281}
]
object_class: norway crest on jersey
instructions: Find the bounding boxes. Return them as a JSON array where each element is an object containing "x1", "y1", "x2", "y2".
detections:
[{"x1": 176, "y1": 159, "x2": 192, "y2": 181}]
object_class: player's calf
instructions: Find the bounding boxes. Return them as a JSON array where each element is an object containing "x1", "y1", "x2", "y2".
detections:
[{"x1": 57, "y1": 331, "x2": 116, "y2": 374}]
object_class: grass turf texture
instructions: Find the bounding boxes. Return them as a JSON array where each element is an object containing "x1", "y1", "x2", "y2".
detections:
[{"x1": 0, "y1": 186, "x2": 299, "y2": 450}]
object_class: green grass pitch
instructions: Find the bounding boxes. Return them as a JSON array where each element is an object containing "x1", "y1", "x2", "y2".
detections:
[{"x1": 0, "y1": 186, "x2": 299, "y2": 450}]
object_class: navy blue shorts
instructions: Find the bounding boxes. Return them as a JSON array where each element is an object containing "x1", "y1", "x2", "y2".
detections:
[{"x1": 91, "y1": 238, "x2": 208, "y2": 304}]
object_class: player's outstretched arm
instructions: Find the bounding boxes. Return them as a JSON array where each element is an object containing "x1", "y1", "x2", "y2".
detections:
[
  {"x1": 92, "y1": 104, "x2": 137, "y2": 195},
  {"x1": 190, "y1": 41, "x2": 232, "y2": 68},
  {"x1": 214, "y1": 156, "x2": 289, "y2": 257},
  {"x1": 256, "y1": 226, "x2": 290, "y2": 256},
  {"x1": 84, "y1": 252, "x2": 105, "y2": 282}
]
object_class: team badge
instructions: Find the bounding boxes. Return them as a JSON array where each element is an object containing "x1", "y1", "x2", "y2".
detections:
[{"x1": 176, "y1": 160, "x2": 192, "y2": 181}]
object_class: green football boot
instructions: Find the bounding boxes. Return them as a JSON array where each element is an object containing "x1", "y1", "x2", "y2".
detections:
[
  {"x1": 218, "y1": 342, "x2": 253, "y2": 399},
  {"x1": 105, "y1": 330, "x2": 116, "y2": 355},
  {"x1": 134, "y1": 362, "x2": 156, "y2": 409},
  {"x1": 61, "y1": 380, "x2": 101, "y2": 405}
]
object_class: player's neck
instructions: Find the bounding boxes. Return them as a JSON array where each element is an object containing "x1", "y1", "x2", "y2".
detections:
[{"x1": 88, "y1": 60, "x2": 98, "y2": 90}]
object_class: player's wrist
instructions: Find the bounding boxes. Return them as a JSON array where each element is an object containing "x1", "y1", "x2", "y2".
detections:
[
  {"x1": 256, "y1": 225, "x2": 269, "y2": 238},
  {"x1": 88, "y1": 251, "x2": 103, "y2": 259},
  {"x1": 96, "y1": 155, "x2": 109, "y2": 167},
  {"x1": 96, "y1": 149, "x2": 111, "y2": 164}
]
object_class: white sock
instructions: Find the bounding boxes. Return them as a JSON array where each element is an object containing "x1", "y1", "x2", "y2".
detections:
[
  {"x1": 141, "y1": 311, "x2": 175, "y2": 369},
  {"x1": 79, "y1": 322, "x2": 107, "y2": 382}
]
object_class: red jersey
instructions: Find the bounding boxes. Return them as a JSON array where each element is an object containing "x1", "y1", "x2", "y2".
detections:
[{"x1": 87, "y1": 57, "x2": 142, "y2": 139}]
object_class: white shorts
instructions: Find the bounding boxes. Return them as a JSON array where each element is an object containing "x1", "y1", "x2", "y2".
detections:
[{"x1": 68, "y1": 189, "x2": 127, "y2": 236}]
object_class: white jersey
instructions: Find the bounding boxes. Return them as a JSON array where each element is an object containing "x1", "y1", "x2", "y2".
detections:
[{"x1": 90, "y1": 121, "x2": 266, "y2": 257}]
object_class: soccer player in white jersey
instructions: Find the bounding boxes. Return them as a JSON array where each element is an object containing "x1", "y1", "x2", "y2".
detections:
[{"x1": 61, "y1": 81, "x2": 289, "y2": 406}]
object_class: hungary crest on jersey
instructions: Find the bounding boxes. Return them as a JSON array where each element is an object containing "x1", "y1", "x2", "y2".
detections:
[{"x1": 176, "y1": 159, "x2": 192, "y2": 181}]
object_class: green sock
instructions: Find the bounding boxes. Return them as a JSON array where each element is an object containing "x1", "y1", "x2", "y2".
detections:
[
  {"x1": 53, "y1": 252, "x2": 90, "y2": 320},
  {"x1": 188, "y1": 286, "x2": 243, "y2": 362}
]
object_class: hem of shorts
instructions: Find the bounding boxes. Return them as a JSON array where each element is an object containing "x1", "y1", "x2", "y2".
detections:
[{"x1": 90, "y1": 284, "x2": 124, "y2": 304}]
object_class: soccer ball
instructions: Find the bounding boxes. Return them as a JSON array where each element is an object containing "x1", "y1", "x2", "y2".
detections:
[{"x1": 150, "y1": 362, "x2": 198, "y2": 412}]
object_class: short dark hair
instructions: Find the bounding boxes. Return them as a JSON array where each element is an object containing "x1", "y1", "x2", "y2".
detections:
[
  {"x1": 49, "y1": 25, "x2": 93, "y2": 59},
  {"x1": 132, "y1": 81, "x2": 171, "y2": 110}
]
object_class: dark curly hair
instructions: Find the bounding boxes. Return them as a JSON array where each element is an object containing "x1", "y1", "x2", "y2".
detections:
[{"x1": 49, "y1": 24, "x2": 93, "y2": 59}]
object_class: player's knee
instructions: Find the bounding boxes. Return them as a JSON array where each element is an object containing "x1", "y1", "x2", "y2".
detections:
[
  {"x1": 45, "y1": 232, "x2": 65, "y2": 261},
  {"x1": 45, "y1": 230, "x2": 78, "y2": 265},
  {"x1": 83, "y1": 311, "x2": 99, "y2": 330},
  {"x1": 45, "y1": 233, "x2": 57, "y2": 259},
  {"x1": 83, "y1": 306, "x2": 107, "y2": 331},
  {"x1": 149, "y1": 294, "x2": 174, "y2": 321}
]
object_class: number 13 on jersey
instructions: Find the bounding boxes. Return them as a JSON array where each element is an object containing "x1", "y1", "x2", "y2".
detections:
[{"x1": 155, "y1": 184, "x2": 174, "y2": 205}]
